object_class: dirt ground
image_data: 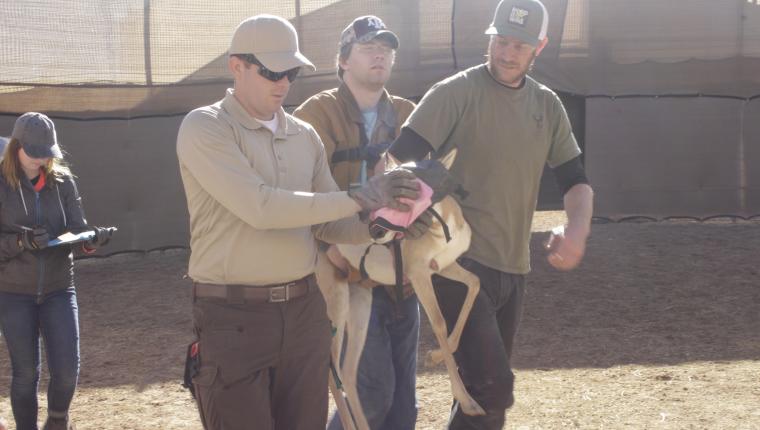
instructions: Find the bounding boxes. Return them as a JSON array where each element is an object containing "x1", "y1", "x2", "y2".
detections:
[{"x1": 1, "y1": 211, "x2": 759, "y2": 429}]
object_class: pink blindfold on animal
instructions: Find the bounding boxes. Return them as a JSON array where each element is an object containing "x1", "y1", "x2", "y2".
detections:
[{"x1": 369, "y1": 178, "x2": 433, "y2": 240}]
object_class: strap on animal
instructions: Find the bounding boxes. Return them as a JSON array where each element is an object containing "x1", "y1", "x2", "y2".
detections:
[
  {"x1": 392, "y1": 238, "x2": 405, "y2": 305},
  {"x1": 329, "y1": 356, "x2": 343, "y2": 390},
  {"x1": 358, "y1": 243, "x2": 375, "y2": 280},
  {"x1": 427, "y1": 207, "x2": 452, "y2": 243},
  {"x1": 328, "y1": 353, "x2": 361, "y2": 429}
]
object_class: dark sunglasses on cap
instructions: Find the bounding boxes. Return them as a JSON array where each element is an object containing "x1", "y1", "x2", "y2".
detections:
[{"x1": 234, "y1": 54, "x2": 300, "y2": 83}]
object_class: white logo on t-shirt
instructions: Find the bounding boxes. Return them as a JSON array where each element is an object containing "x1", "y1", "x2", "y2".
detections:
[{"x1": 509, "y1": 7, "x2": 529, "y2": 26}]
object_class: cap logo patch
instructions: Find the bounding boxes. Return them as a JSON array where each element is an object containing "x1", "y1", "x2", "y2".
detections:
[
  {"x1": 509, "y1": 7, "x2": 529, "y2": 26},
  {"x1": 366, "y1": 16, "x2": 383, "y2": 30}
]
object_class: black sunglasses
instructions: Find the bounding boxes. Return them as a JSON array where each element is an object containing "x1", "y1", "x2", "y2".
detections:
[{"x1": 234, "y1": 54, "x2": 300, "y2": 83}]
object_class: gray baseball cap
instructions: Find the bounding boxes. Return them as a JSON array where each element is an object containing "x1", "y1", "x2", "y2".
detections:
[
  {"x1": 11, "y1": 112, "x2": 62, "y2": 159},
  {"x1": 229, "y1": 14, "x2": 315, "y2": 72},
  {"x1": 485, "y1": 0, "x2": 549, "y2": 46}
]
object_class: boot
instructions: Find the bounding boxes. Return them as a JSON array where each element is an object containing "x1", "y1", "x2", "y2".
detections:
[{"x1": 42, "y1": 416, "x2": 76, "y2": 430}]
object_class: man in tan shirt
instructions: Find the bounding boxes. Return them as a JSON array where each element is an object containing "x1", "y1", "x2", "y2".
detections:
[{"x1": 176, "y1": 14, "x2": 419, "y2": 430}]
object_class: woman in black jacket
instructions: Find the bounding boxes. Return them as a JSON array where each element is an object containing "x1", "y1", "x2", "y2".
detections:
[{"x1": 0, "y1": 113, "x2": 112, "y2": 430}]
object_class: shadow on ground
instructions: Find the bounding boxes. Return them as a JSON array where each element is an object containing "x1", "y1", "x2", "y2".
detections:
[
  {"x1": 2, "y1": 221, "x2": 758, "y2": 391},
  {"x1": 419, "y1": 222, "x2": 760, "y2": 373}
]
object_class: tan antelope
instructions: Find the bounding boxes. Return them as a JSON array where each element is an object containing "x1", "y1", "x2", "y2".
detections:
[{"x1": 315, "y1": 149, "x2": 484, "y2": 430}]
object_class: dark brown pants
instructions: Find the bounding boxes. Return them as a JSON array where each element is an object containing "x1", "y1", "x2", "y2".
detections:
[{"x1": 191, "y1": 290, "x2": 332, "y2": 430}]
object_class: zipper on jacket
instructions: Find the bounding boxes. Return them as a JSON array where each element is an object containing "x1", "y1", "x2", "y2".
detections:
[{"x1": 35, "y1": 190, "x2": 46, "y2": 304}]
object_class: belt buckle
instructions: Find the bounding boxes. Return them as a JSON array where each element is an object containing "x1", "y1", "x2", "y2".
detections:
[{"x1": 268, "y1": 282, "x2": 296, "y2": 303}]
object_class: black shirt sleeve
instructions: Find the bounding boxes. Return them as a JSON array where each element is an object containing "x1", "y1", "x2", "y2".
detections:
[
  {"x1": 388, "y1": 127, "x2": 434, "y2": 163},
  {"x1": 552, "y1": 155, "x2": 589, "y2": 196}
]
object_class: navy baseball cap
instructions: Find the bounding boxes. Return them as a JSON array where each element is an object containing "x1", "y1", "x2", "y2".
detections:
[{"x1": 340, "y1": 15, "x2": 399, "y2": 50}]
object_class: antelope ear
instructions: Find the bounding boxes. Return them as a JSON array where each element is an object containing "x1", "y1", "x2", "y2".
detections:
[
  {"x1": 439, "y1": 148, "x2": 458, "y2": 170},
  {"x1": 384, "y1": 152, "x2": 401, "y2": 171}
]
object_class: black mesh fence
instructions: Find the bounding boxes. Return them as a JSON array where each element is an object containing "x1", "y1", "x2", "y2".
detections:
[{"x1": 2, "y1": 0, "x2": 760, "y2": 251}]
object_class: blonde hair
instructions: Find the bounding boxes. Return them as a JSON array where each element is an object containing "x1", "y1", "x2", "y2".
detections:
[{"x1": 0, "y1": 138, "x2": 71, "y2": 190}]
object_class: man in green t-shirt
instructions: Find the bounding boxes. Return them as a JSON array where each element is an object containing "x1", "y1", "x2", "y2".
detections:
[{"x1": 388, "y1": 0, "x2": 594, "y2": 428}]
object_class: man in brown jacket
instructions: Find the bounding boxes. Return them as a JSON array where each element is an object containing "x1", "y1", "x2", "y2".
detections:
[
  {"x1": 176, "y1": 14, "x2": 419, "y2": 430},
  {"x1": 294, "y1": 16, "x2": 422, "y2": 430}
]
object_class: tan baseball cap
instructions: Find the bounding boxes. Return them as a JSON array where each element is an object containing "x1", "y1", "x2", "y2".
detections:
[
  {"x1": 486, "y1": 0, "x2": 549, "y2": 46},
  {"x1": 229, "y1": 14, "x2": 315, "y2": 72}
]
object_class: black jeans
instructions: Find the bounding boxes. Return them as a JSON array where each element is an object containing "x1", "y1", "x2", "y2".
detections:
[{"x1": 433, "y1": 258, "x2": 526, "y2": 430}]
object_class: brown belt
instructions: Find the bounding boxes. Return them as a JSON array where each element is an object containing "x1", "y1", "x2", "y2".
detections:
[{"x1": 193, "y1": 274, "x2": 317, "y2": 304}]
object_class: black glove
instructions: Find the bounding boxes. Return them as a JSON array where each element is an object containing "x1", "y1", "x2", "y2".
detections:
[
  {"x1": 18, "y1": 227, "x2": 49, "y2": 250},
  {"x1": 87, "y1": 227, "x2": 114, "y2": 248},
  {"x1": 406, "y1": 159, "x2": 462, "y2": 203},
  {"x1": 348, "y1": 169, "x2": 420, "y2": 212},
  {"x1": 405, "y1": 211, "x2": 433, "y2": 239}
]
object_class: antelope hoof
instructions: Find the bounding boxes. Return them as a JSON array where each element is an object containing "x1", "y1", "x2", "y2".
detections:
[
  {"x1": 460, "y1": 397, "x2": 486, "y2": 416},
  {"x1": 427, "y1": 349, "x2": 445, "y2": 366}
]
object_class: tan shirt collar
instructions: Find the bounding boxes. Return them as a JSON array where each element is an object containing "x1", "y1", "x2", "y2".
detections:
[{"x1": 221, "y1": 88, "x2": 297, "y2": 139}]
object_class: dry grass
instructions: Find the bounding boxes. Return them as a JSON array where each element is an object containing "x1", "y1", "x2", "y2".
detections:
[{"x1": 2, "y1": 211, "x2": 759, "y2": 429}]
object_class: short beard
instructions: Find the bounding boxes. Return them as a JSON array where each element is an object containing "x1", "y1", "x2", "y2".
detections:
[{"x1": 486, "y1": 53, "x2": 536, "y2": 87}]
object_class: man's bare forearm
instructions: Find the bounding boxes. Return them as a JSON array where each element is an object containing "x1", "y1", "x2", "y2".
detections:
[{"x1": 563, "y1": 183, "x2": 593, "y2": 239}]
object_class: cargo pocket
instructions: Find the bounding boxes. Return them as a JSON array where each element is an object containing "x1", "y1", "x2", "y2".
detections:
[
  {"x1": 204, "y1": 327, "x2": 278, "y2": 388},
  {"x1": 192, "y1": 364, "x2": 218, "y2": 388}
]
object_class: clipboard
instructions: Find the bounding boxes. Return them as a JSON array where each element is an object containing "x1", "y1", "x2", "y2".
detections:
[{"x1": 47, "y1": 231, "x2": 96, "y2": 248}]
